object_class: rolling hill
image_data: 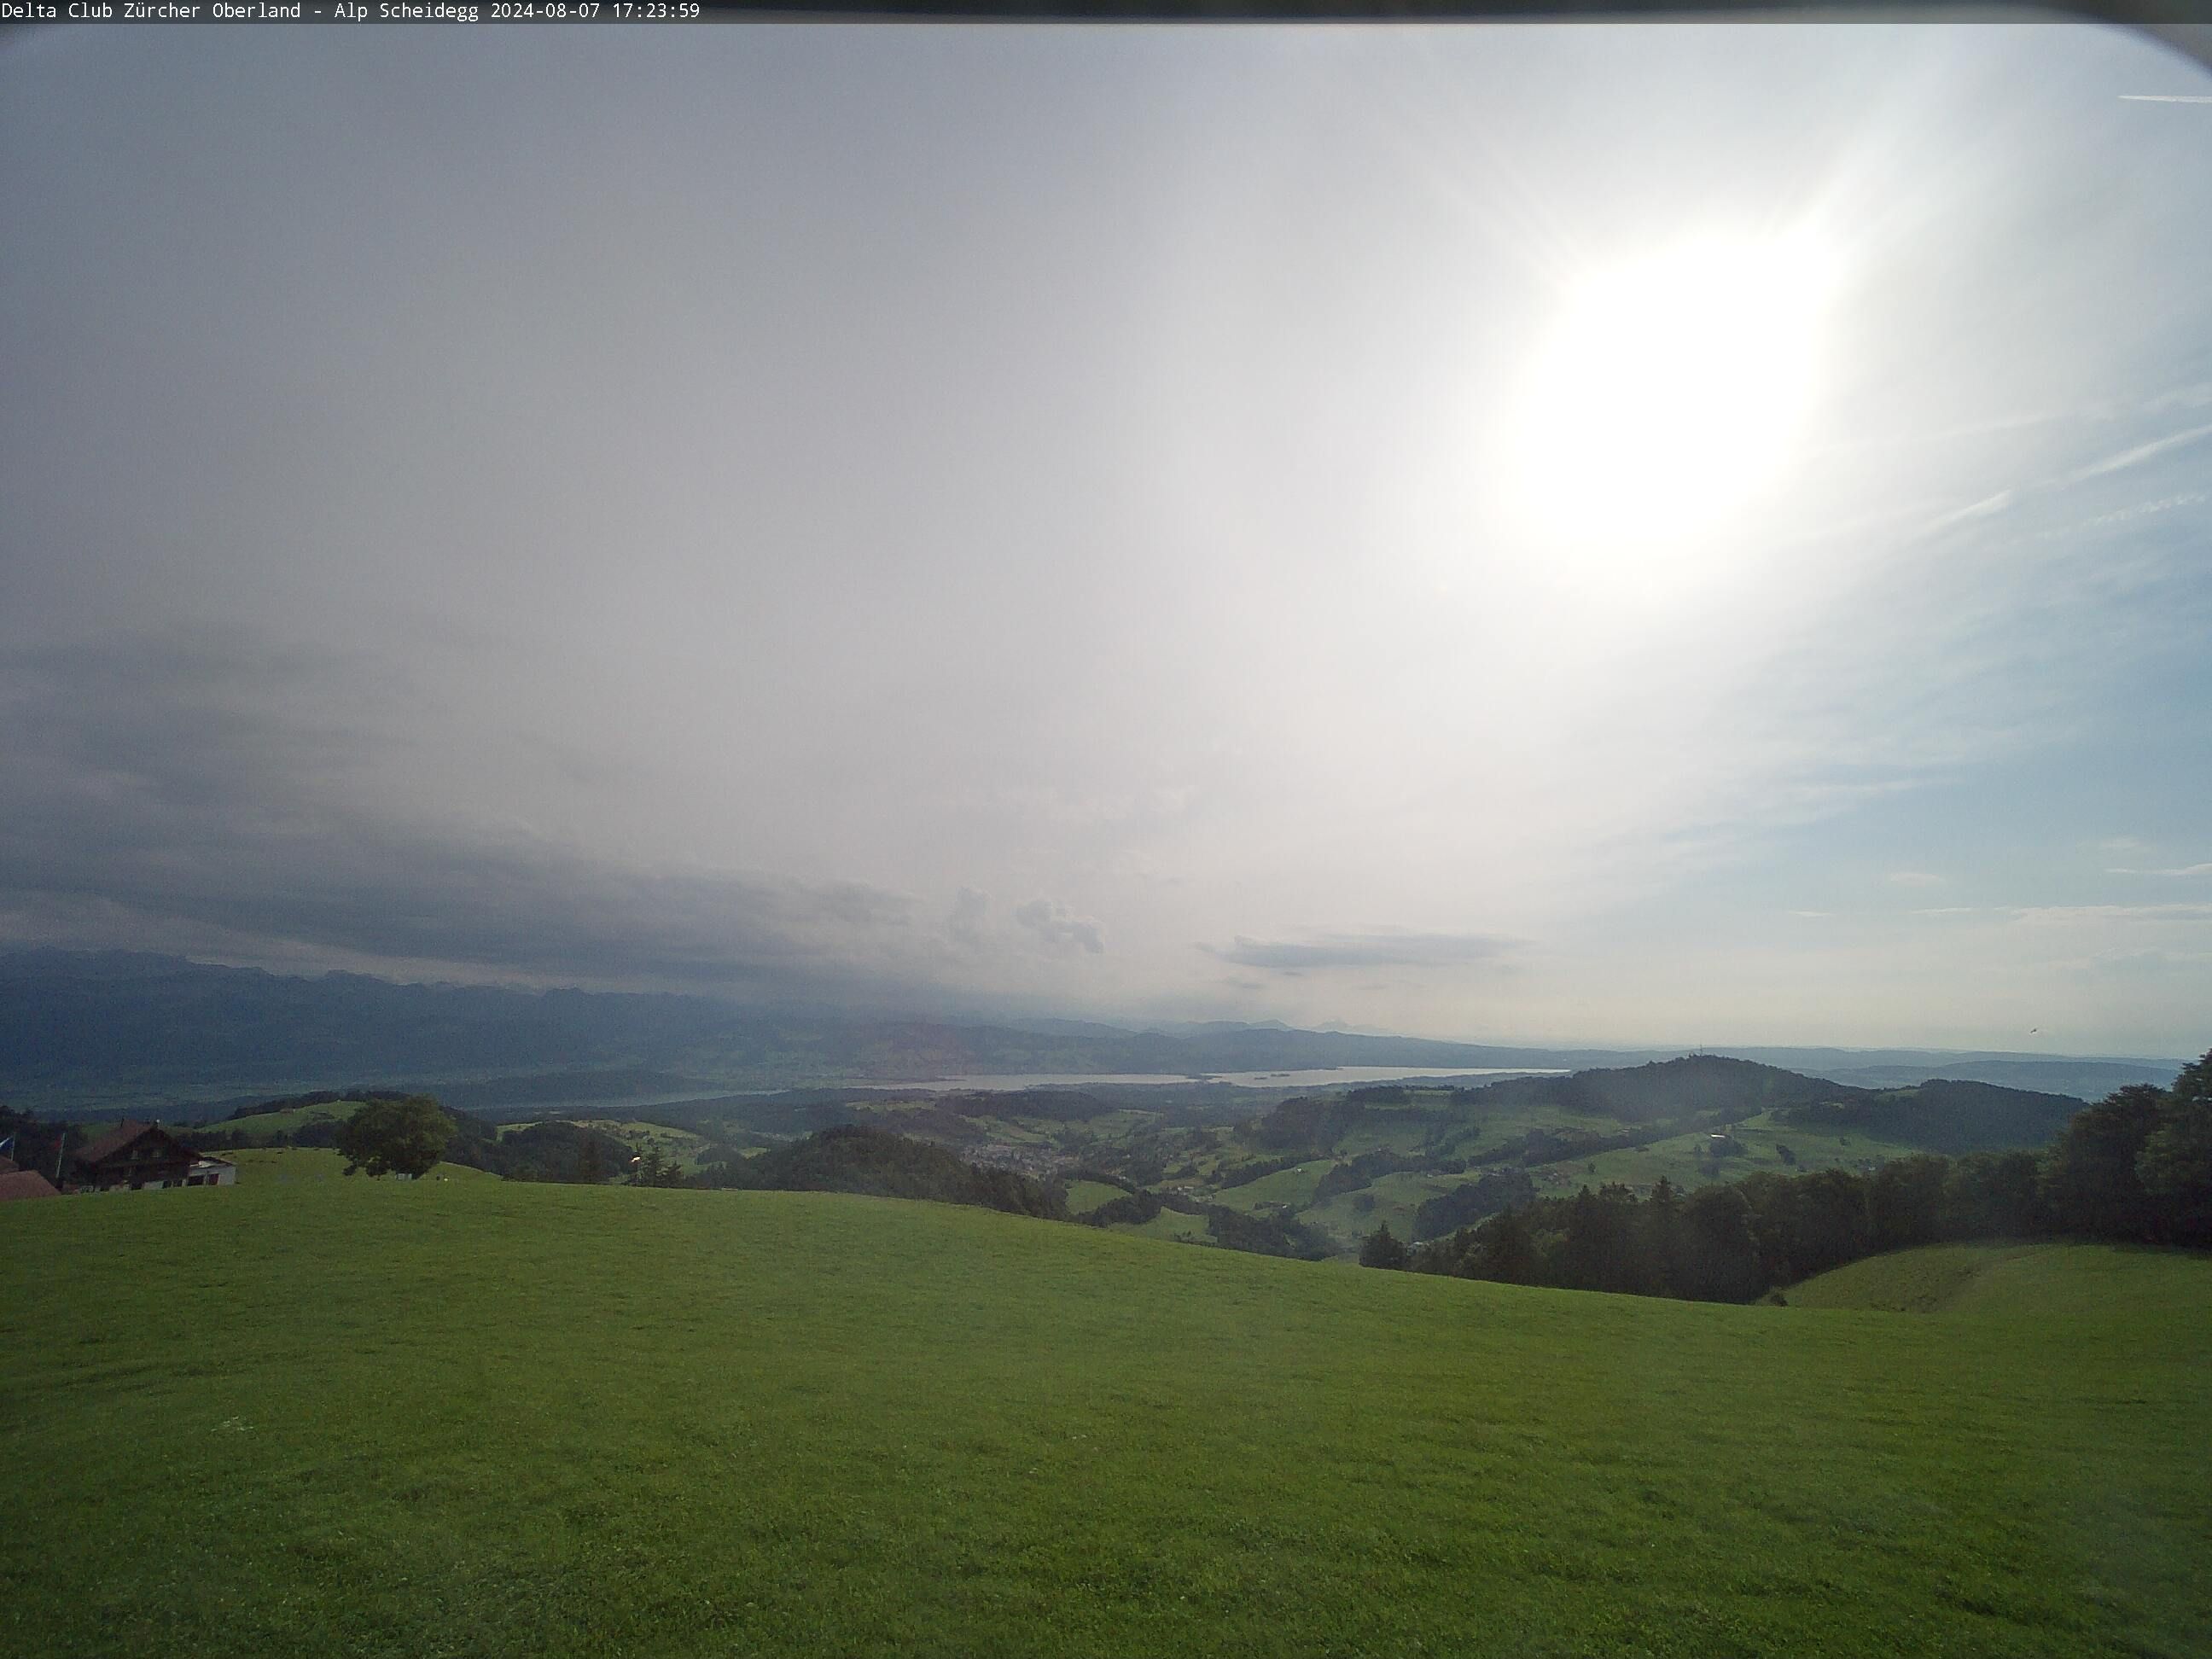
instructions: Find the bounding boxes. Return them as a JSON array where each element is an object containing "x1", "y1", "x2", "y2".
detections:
[
  {"x1": 0, "y1": 949, "x2": 2180, "y2": 1114},
  {"x1": 4, "y1": 1179, "x2": 2208, "y2": 1657}
]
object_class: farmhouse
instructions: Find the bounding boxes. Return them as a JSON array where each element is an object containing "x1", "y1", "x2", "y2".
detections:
[{"x1": 68, "y1": 1122, "x2": 236, "y2": 1192}]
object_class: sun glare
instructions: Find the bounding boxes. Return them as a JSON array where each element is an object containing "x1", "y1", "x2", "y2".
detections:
[{"x1": 1507, "y1": 232, "x2": 1839, "y2": 562}]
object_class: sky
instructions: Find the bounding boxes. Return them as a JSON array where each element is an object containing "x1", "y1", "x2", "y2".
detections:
[{"x1": 3, "y1": 21, "x2": 2210, "y2": 1057}]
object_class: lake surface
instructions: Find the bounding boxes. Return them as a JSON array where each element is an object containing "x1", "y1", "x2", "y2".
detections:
[
  {"x1": 470, "y1": 1064, "x2": 1569, "y2": 1120},
  {"x1": 875, "y1": 1065, "x2": 1565, "y2": 1092}
]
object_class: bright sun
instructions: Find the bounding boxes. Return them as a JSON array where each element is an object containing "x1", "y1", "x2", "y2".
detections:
[{"x1": 1508, "y1": 232, "x2": 1838, "y2": 556}]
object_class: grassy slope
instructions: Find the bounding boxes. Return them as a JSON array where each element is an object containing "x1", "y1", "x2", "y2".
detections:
[
  {"x1": 3, "y1": 1186, "x2": 2208, "y2": 1659},
  {"x1": 221, "y1": 1148, "x2": 498, "y2": 1184},
  {"x1": 199, "y1": 1101, "x2": 364, "y2": 1143},
  {"x1": 1120, "y1": 1206, "x2": 1211, "y2": 1243},
  {"x1": 556, "y1": 1119, "x2": 716, "y2": 1173},
  {"x1": 1062, "y1": 1179, "x2": 1127, "y2": 1217},
  {"x1": 1578, "y1": 1109, "x2": 1920, "y2": 1194},
  {"x1": 1301, "y1": 1169, "x2": 1456, "y2": 1246},
  {"x1": 1782, "y1": 1240, "x2": 2210, "y2": 1318}
]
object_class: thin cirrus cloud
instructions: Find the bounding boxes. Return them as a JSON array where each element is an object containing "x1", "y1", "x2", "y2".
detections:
[{"x1": 2106, "y1": 864, "x2": 2212, "y2": 877}]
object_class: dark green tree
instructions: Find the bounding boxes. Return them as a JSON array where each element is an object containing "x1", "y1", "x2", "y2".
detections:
[
  {"x1": 1359, "y1": 1222, "x2": 1411, "y2": 1270},
  {"x1": 1868, "y1": 1155, "x2": 1952, "y2": 1252},
  {"x1": 1470, "y1": 1208, "x2": 1540, "y2": 1284},
  {"x1": 2138, "y1": 1051, "x2": 2212, "y2": 1244},
  {"x1": 1638, "y1": 1176, "x2": 1688, "y2": 1297},
  {"x1": 335, "y1": 1096, "x2": 453, "y2": 1179},
  {"x1": 1758, "y1": 1167, "x2": 1871, "y2": 1282},
  {"x1": 1677, "y1": 1184, "x2": 1767, "y2": 1302},
  {"x1": 1557, "y1": 1185, "x2": 1641, "y2": 1294},
  {"x1": 1941, "y1": 1150, "x2": 2046, "y2": 1239},
  {"x1": 2040, "y1": 1085, "x2": 2167, "y2": 1239}
]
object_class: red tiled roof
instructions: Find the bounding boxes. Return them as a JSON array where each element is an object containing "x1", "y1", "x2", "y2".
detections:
[{"x1": 0, "y1": 1169, "x2": 59, "y2": 1202}]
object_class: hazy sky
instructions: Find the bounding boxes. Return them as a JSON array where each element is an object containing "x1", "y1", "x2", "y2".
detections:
[{"x1": 4, "y1": 22, "x2": 2210, "y2": 1055}]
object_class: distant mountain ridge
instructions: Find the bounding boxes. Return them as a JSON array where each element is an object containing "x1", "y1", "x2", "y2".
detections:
[{"x1": 0, "y1": 948, "x2": 2182, "y2": 1111}]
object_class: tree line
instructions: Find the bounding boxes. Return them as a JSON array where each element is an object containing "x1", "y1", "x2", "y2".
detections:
[{"x1": 1360, "y1": 1051, "x2": 2211, "y2": 1301}]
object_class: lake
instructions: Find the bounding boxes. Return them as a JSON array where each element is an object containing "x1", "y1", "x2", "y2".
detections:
[{"x1": 876, "y1": 1065, "x2": 1565, "y2": 1091}]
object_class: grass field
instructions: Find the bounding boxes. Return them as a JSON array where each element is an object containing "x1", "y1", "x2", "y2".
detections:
[
  {"x1": 3, "y1": 1185, "x2": 2208, "y2": 1658},
  {"x1": 193, "y1": 1101, "x2": 364, "y2": 1143},
  {"x1": 1779, "y1": 1240, "x2": 2209, "y2": 1318},
  {"x1": 1208, "y1": 1161, "x2": 1331, "y2": 1213},
  {"x1": 555, "y1": 1119, "x2": 718, "y2": 1173},
  {"x1": 1577, "y1": 1109, "x2": 1920, "y2": 1194},
  {"x1": 1301, "y1": 1169, "x2": 1452, "y2": 1246},
  {"x1": 1112, "y1": 1205, "x2": 1213, "y2": 1243},
  {"x1": 1061, "y1": 1179, "x2": 1127, "y2": 1217},
  {"x1": 219, "y1": 1147, "x2": 498, "y2": 1185}
]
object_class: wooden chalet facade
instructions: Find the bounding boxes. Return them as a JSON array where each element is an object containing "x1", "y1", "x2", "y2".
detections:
[{"x1": 68, "y1": 1122, "x2": 236, "y2": 1192}]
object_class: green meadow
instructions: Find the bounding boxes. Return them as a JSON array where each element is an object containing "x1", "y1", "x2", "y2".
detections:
[
  {"x1": 200, "y1": 1100, "x2": 365, "y2": 1144},
  {"x1": 220, "y1": 1147, "x2": 499, "y2": 1185},
  {"x1": 1061, "y1": 1179, "x2": 1129, "y2": 1217},
  {"x1": 1779, "y1": 1239, "x2": 2209, "y2": 1318},
  {"x1": 552, "y1": 1119, "x2": 718, "y2": 1173},
  {"x1": 1579, "y1": 1108, "x2": 1920, "y2": 1194},
  {"x1": 3, "y1": 1183, "x2": 2208, "y2": 1659}
]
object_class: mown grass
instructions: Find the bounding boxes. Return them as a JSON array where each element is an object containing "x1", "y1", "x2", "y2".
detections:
[
  {"x1": 220, "y1": 1148, "x2": 498, "y2": 1185},
  {"x1": 556, "y1": 1119, "x2": 717, "y2": 1172},
  {"x1": 1781, "y1": 1240, "x2": 2210, "y2": 1319},
  {"x1": 3, "y1": 1185, "x2": 2209, "y2": 1658},
  {"x1": 1109, "y1": 1206, "x2": 1211, "y2": 1243},
  {"x1": 1301, "y1": 1167, "x2": 1458, "y2": 1248},
  {"x1": 1781, "y1": 1243, "x2": 2046, "y2": 1313},
  {"x1": 1061, "y1": 1179, "x2": 1127, "y2": 1217},
  {"x1": 1578, "y1": 1109, "x2": 1921, "y2": 1193},
  {"x1": 1209, "y1": 1161, "x2": 1331, "y2": 1214},
  {"x1": 195, "y1": 1101, "x2": 364, "y2": 1144}
]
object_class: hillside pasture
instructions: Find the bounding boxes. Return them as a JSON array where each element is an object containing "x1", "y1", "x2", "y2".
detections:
[
  {"x1": 1300, "y1": 1169, "x2": 1461, "y2": 1249},
  {"x1": 1573, "y1": 1110, "x2": 1922, "y2": 1193},
  {"x1": 1207, "y1": 1161, "x2": 1332, "y2": 1213},
  {"x1": 1061, "y1": 1179, "x2": 1128, "y2": 1217},
  {"x1": 1781, "y1": 1240, "x2": 2210, "y2": 1319},
  {"x1": 220, "y1": 1148, "x2": 499, "y2": 1185},
  {"x1": 550, "y1": 1119, "x2": 717, "y2": 1173},
  {"x1": 1108, "y1": 1205, "x2": 1212, "y2": 1244},
  {"x1": 7, "y1": 1182, "x2": 2206, "y2": 1657},
  {"x1": 197, "y1": 1100, "x2": 365, "y2": 1144}
]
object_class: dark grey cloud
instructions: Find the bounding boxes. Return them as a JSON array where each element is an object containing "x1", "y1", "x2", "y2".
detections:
[
  {"x1": 1013, "y1": 898, "x2": 1104, "y2": 956},
  {"x1": 1202, "y1": 930, "x2": 1519, "y2": 975},
  {"x1": 0, "y1": 631, "x2": 934, "y2": 1004}
]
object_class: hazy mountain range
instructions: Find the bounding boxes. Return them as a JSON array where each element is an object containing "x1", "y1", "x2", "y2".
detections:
[{"x1": 0, "y1": 950, "x2": 2183, "y2": 1115}]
